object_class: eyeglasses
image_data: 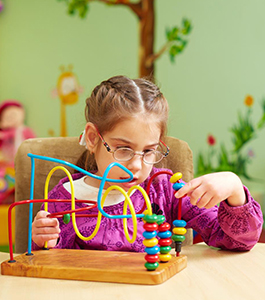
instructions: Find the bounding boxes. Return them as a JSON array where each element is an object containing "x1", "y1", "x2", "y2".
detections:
[{"x1": 97, "y1": 131, "x2": 170, "y2": 165}]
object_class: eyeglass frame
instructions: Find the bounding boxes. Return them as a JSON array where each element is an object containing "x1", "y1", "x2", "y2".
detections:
[{"x1": 96, "y1": 129, "x2": 170, "y2": 165}]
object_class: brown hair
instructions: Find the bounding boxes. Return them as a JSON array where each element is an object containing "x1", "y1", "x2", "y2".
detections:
[{"x1": 77, "y1": 75, "x2": 169, "y2": 171}]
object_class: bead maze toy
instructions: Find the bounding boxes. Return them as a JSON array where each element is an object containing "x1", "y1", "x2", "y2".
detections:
[{"x1": 1, "y1": 154, "x2": 188, "y2": 285}]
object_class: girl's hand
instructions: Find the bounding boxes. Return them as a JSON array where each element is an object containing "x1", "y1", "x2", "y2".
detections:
[
  {"x1": 174, "y1": 172, "x2": 246, "y2": 209},
  {"x1": 32, "y1": 210, "x2": 60, "y2": 248}
]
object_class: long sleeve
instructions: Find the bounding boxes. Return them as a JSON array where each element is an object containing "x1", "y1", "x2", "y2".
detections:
[
  {"x1": 147, "y1": 168, "x2": 263, "y2": 252},
  {"x1": 180, "y1": 186, "x2": 263, "y2": 251}
]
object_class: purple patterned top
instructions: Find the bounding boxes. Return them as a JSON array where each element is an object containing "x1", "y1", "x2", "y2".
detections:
[{"x1": 33, "y1": 168, "x2": 263, "y2": 252}]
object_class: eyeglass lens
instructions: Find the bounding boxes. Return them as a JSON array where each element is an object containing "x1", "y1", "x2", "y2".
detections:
[{"x1": 113, "y1": 148, "x2": 164, "y2": 164}]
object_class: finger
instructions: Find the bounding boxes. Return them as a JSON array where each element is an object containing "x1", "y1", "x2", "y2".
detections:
[
  {"x1": 32, "y1": 233, "x2": 60, "y2": 246},
  {"x1": 34, "y1": 217, "x2": 59, "y2": 229},
  {"x1": 196, "y1": 193, "x2": 213, "y2": 208},
  {"x1": 35, "y1": 210, "x2": 50, "y2": 219},
  {"x1": 174, "y1": 178, "x2": 202, "y2": 198},
  {"x1": 204, "y1": 195, "x2": 224, "y2": 209},
  {"x1": 186, "y1": 185, "x2": 207, "y2": 206},
  {"x1": 33, "y1": 226, "x2": 60, "y2": 235}
]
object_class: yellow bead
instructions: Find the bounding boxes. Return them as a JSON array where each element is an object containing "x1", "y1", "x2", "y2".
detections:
[
  {"x1": 170, "y1": 172, "x2": 183, "y2": 183},
  {"x1": 159, "y1": 253, "x2": 172, "y2": 262},
  {"x1": 173, "y1": 227, "x2": 187, "y2": 235},
  {"x1": 143, "y1": 237, "x2": 158, "y2": 247}
]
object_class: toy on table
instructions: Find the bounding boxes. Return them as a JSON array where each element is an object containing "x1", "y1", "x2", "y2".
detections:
[
  {"x1": 0, "y1": 100, "x2": 35, "y2": 204},
  {"x1": 170, "y1": 172, "x2": 187, "y2": 256},
  {"x1": 1, "y1": 154, "x2": 187, "y2": 284}
]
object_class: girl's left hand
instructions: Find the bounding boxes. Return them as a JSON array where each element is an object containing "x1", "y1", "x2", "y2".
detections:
[{"x1": 174, "y1": 172, "x2": 246, "y2": 209}]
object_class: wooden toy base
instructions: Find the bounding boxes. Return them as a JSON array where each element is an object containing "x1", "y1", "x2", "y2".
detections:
[{"x1": 1, "y1": 249, "x2": 187, "y2": 285}]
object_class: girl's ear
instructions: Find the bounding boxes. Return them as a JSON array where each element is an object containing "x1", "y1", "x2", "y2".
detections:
[{"x1": 85, "y1": 122, "x2": 99, "y2": 153}]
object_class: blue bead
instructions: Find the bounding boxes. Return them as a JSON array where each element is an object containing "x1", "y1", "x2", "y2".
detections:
[
  {"x1": 172, "y1": 182, "x2": 185, "y2": 191},
  {"x1": 143, "y1": 230, "x2": 157, "y2": 239},
  {"x1": 173, "y1": 219, "x2": 187, "y2": 227},
  {"x1": 157, "y1": 230, "x2": 172, "y2": 239},
  {"x1": 145, "y1": 246, "x2": 160, "y2": 255}
]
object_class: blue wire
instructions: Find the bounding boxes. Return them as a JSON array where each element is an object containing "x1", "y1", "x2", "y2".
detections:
[
  {"x1": 27, "y1": 153, "x2": 133, "y2": 183},
  {"x1": 27, "y1": 153, "x2": 145, "y2": 228},
  {"x1": 97, "y1": 162, "x2": 145, "y2": 219},
  {"x1": 27, "y1": 156, "x2": 35, "y2": 254}
]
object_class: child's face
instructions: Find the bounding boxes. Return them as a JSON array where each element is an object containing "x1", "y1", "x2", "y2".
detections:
[
  {"x1": 92, "y1": 117, "x2": 161, "y2": 191},
  {"x1": 0, "y1": 106, "x2": 25, "y2": 129}
]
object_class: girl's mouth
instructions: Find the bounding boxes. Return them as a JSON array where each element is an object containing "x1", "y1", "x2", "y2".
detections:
[{"x1": 120, "y1": 177, "x2": 138, "y2": 189}]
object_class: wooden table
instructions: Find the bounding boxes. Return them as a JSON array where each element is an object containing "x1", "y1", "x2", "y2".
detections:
[{"x1": 1, "y1": 243, "x2": 265, "y2": 300}]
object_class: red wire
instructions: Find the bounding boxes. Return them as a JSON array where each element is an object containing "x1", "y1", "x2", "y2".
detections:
[
  {"x1": 137, "y1": 170, "x2": 173, "y2": 214},
  {"x1": 7, "y1": 199, "x2": 98, "y2": 262}
]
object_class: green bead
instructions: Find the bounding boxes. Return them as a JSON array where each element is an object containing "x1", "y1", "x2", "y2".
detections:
[
  {"x1": 156, "y1": 215, "x2": 166, "y2": 225},
  {"x1": 145, "y1": 261, "x2": 159, "y2": 271},
  {"x1": 160, "y1": 246, "x2": 172, "y2": 254},
  {"x1": 143, "y1": 214, "x2": 158, "y2": 223},
  {"x1": 63, "y1": 214, "x2": 71, "y2": 224},
  {"x1": 172, "y1": 234, "x2": 186, "y2": 242}
]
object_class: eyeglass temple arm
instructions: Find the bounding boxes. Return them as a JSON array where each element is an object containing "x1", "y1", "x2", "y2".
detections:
[
  {"x1": 160, "y1": 139, "x2": 170, "y2": 157},
  {"x1": 95, "y1": 127, "x2": 112, "y2": 152}
]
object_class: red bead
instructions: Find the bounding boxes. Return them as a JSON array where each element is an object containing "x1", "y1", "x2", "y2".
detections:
[
  {"x1": 158, "y1": 222, "x2": 170, "y2": 232},
  {"x1": 158, "y1": 238, "x2": 172, "y2": 246},
  {"x1": 145, "y1": 254, "x2": 159, "y2": 263},
  {"x1": 143, "y1": 222, "x2": 158, "y2": 231}
]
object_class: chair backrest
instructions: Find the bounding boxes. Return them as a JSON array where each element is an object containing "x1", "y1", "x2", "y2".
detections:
[{"x1": 14, "y1": 136, "x2": 194, "y2": 253}]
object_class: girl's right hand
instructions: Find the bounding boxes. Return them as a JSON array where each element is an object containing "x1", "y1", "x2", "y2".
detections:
[{"x1": 32, "y1": 210, "x2": 60, "y2": 248}]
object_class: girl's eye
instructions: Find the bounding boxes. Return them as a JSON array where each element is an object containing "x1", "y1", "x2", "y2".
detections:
[{"x1": 143, "y1": 149, "x2": 155, "y2": 154}]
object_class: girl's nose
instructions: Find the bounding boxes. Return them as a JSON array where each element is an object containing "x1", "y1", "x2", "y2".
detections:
[{"x1": 126, "y1": 155, "x2": 143, "y2": 172}]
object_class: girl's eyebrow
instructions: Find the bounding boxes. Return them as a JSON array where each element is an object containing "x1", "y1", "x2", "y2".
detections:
[{"x1": 109, "y1": 137, "x2": 159, "y2": 148}]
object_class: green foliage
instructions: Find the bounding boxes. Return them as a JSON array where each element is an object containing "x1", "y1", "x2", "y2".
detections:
[
  {"x1": 166, "y1": 18, "x2": 192, "y2": 62},
  {"x1": 196, "y1": 97, "x2": 265, "y2": 181},
  {"x1": 58, "y1": 0, "x2": 89, "y2": 18}
]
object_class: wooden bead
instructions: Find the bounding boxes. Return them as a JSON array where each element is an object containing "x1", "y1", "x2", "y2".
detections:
[
  {"x1": 145, "y1": 254, "x2": 159, "y2": 263},
  {"x1": 173, "y1": 219, "x2": 187, "y2": 227},
  {"x1": 157, "y1": 230, "x2": 172, "y2": 239},
  {"x1": 145, "y1": 262, "x2": 159, "y2": 271},
  {"x1": 143, "y1": 237, "x2": 158, "y2": 247},
  {"x1": 143, "y1": 214, "x2": 158, "y2": 223},
  {"x1": 172, "y1": 234, "x2": 186, "y2": 242},
  {"x1": 158, "y1": 238, "x2": 172, "y2": 246},
  {"x1": 143, "y1": 230, "x2": 157, "y2": 239},
  {"x1": 159, "y1": 253, "x2": 172, "y2": 262},
  {"x1": 172, "y1": 182, "x2": 185, "y2": 191},
  {"x1": 143, "y1": 222, "x2": 158, "y2": 231},
  {"x1": 160, "y1": 246, "x2": 172, "y2": 254},
  {"x1": 156, "y1": 215, "x2": 166, "y2": 225},
  {"x1": 172, "y1": 227, "x2": 187, "y2": 235},
  {"x1": 63, "y1": 214, "x2": 71, "y2": 224},
  {"x1": 158, "y1": 222, "x2": 170, "y2": 232},
  {"x1": 170, "y1": 172, "x2": 182, "y2": 183},
  {"x1": 145, "y1": 245, "x2": 160, "y2": 255}
]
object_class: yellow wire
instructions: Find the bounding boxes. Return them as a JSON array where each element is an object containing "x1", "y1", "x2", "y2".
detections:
[
  {"x1": 43, "y1": 167, "x2": 154, "y2": 246},
  {"x1": 101, "y1": 185, "x2": 137, "y2": 243},
  {"x1": 43, "y1": 166, "x2": 102, "y2": 245},
  {"x1": 123, "y1": 185, "x2": 153, "y2": 243}
]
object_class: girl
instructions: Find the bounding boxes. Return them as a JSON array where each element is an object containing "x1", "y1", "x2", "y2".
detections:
[{"x1": 32, "y1": 76, "x2": 263, "y2": 252}]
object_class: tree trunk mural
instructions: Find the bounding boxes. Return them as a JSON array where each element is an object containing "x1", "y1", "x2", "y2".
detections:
[{"x1": 59, "y1": 0, "x2": 192, "y2": 80}]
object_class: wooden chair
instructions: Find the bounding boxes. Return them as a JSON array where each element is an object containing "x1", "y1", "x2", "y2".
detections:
[{"x1": 14, "y1": 136, "x2": 194, "y2": 253}]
